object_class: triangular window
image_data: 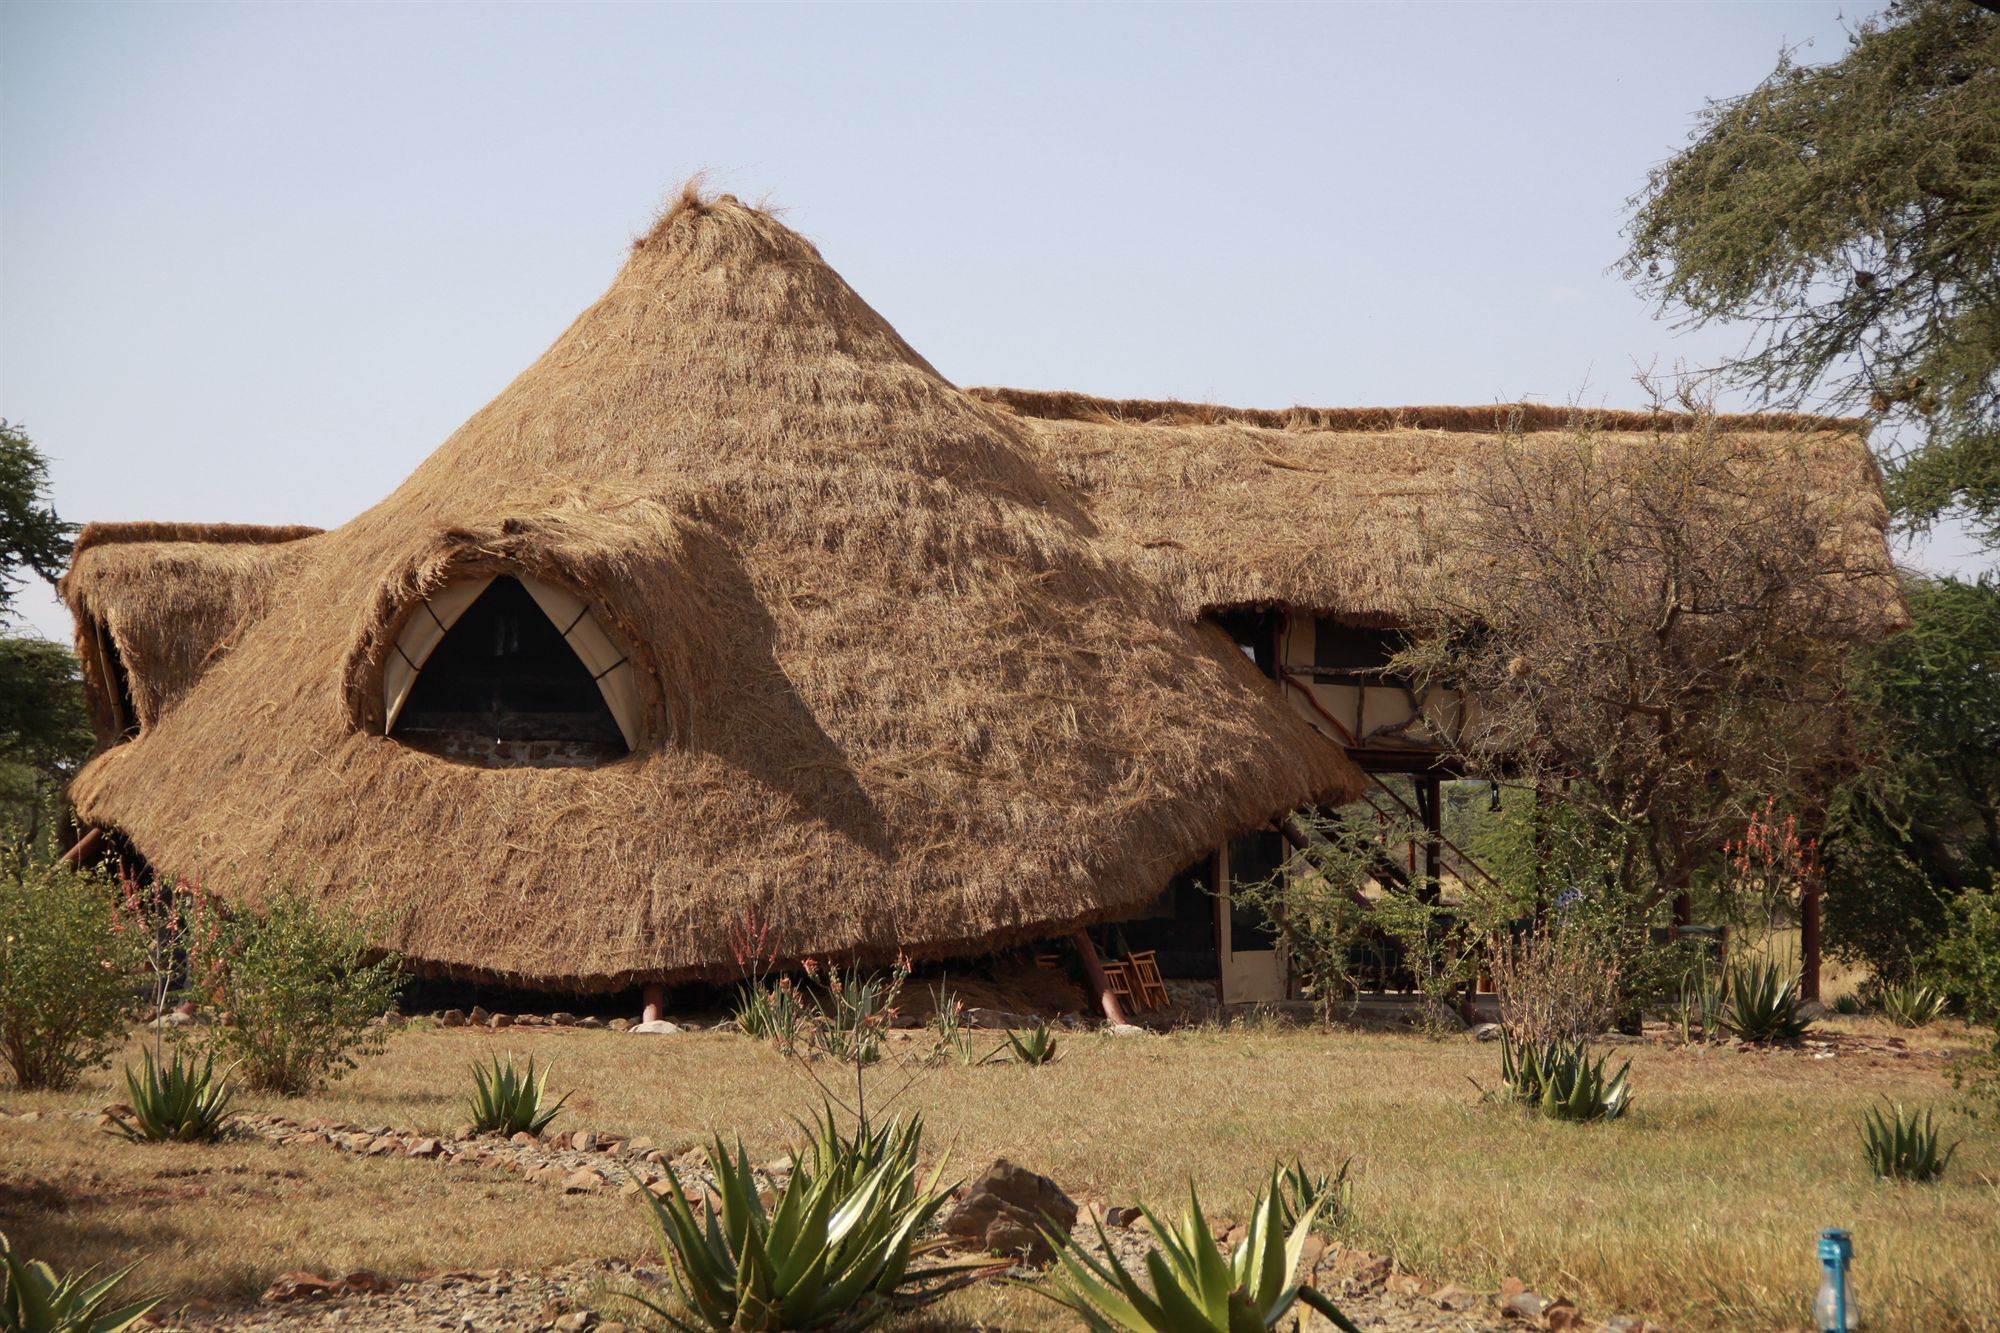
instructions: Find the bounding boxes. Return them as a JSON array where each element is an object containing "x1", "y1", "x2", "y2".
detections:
[{"x1": 384, "y1": 574, "x2": 639, "y2": 766}]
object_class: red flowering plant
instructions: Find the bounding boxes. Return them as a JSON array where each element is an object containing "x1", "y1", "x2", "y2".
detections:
[{"x1": 1719, "y1": 798, "x2": 1820, "y2": 936}]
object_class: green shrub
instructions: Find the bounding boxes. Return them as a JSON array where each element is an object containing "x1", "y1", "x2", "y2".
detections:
[
  {"x1": 467, "y1": 1054, "x2": 569, "y2": 1137},
  {"x1": 1930, "y1": 889, "x2": 2000, "y2": 1025},
  {"x1": 1719, "y1": 955, "x2": 1812, "y2": 1044},
  {"x1": 1832, "y1": 992, "x2": 1865, "y2": 1016},
  {"x1": 1498, "y1": 1033, "x2": 1632, "y2": 1121},
  {"x1": 109, "y1": 1046, "x2": 234, "y2": 1143},
  {"x1": 1861, "y1": 1103, "x2": 1958, "y2": 1182},
  {"x1": 1005, "y1": 1022, "x2": 1059, "y2": 1066},
  {"x1": 1033, "y1": 1172, "x2": 1362, "y2": 1333},
  {"x1": 0, "y1": 861, "x2": 138, "y2": 1091},
  {"x1": 1880, "y1": 979, "x2": 1948, "y2": 1028},
  {"x1": 205, "y1": 882, "x2": 401, "y2": 1095},
  {"x1": 0, "y1": 1232, "x2": 157, "y2": 1333},
  {"x1": 625, "y1": 1117, "x2": 989, "y2": 1332}
]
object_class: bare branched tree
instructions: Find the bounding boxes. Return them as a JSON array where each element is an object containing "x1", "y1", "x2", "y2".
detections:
[{"x1": 1403, "y1": 379, "x2": 1894, "y2": 916}]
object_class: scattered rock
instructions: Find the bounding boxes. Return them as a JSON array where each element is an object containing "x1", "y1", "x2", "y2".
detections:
[
  {"x1": 554, "y1": 1313, "x2": 595, "y2": 1332},
  {"x1": 407, "y1": 1137, "x2": 442, "y2": 1158},
  {"x1": 963, "y1": 1007, "x2": 1038, "y2": 1030},
  {"x1": 1104, "y1": 1023, "x2": 1148, "y2": 1037},
  {"x1": 629, "y1": 1019, "x2": 681, "y2": 1034},
  {"x1": 1385, "y1": 1272, "x2": 1426, "y2": 1296},
  {"x1": 609, "y1": 1018, "x2": 631, "y2": 1032},
  {"x1": 1105, "y1": 1205, "x2": 1144, "y2": 1228},
  {"x1": 562, "y1": 1169, "x2": 605, "y2": 1194},
  {"x1": 469, "y1": 1006, "x2": 491, "y2": 1024},
  {"x1": 489, "y1": 1013, "x2": 514, "y2": 1029},
  {"x1": 510, "y1": 1131, "x2": 538, "y2": 1146},
  {"x1": 576, "y1": 1016, "x2": 606, "y2": 1030},
  {"x1": 550, "y1": 1012, "x2": 579, "y2": 1026},
  {"x1": 941, "y1": 1158, "x2": 1077, "y2": 1265},
  {"x1": 262, "y1": 1271, "x2": 340, "y2": 1303},
  {"x1": 627, "y1": 1136, "x2": 655, "y2": 1154},
  {"x1": 438, "y1": 1009, "x2": 468, "y2": 1027},
  {"x1": 1505, "y1": 1288, "x2": 1556, "y2": 1321},
  {"x1": 1470, "y1": 1023, "x2": 1504, "y2": 1042},
  {"x1": 1431, "y1": 1283, "x2": 1479, "y2": 1311}
]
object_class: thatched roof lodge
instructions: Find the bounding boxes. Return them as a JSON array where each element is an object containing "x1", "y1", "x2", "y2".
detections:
[{"x1": 60, "y1": 190, "x2": 1901, "y2": 1002}]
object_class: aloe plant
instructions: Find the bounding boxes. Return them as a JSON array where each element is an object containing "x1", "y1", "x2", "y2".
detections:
[
  {"x1": 790, "y1": 1105, "x2": 925, "y2": 1196},
  {"x1": 1031, "y1": 1172, "x2": 1362, "y2": 1333},
  {"x1": 1006, "y1": 1022, "x2": 1060, "y2": 1066},
  {"x1": 1276, "y1": 1157, "x2": 1351, "y2": 1233},
  {"x1": 1499, "y1": 1033, "x2": 1632, "y2": 1121},
  {"x1": 0, "y1": 1233, "x2": 157, "y2": 1333},
  {"x1": 1719, "y1": 956, "x2": 1812, "y2": 1043},
  {"x1": 108, "y1": 1046, "x2": 235, "y2": 1143},
  {"x1": 1880, "y1": 980, "x2": 1948, "y2": 1028},
  {"x1": 627, "y1": 1118, "x2": 995, "y2": 1332},
  {"x1": 466, "y1": 1054, "x2": 569, "y2": 1136},
  {"x1": 1678, "y1": 962, "x2": 1728, "y2": 1043},
  {"x1": 1862, "y1": 1103, "x2": 1959, "y2": 1182}
]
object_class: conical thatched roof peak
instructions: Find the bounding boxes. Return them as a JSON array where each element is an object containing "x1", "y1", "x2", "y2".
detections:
[{"x1": 61, "y1": 187, "x2": 1364, "y2": 992}]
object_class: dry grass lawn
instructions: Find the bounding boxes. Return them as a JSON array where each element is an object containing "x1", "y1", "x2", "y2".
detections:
[{"x1": 4, "y1": 1019, "x2": 1996, "y2": 1331}]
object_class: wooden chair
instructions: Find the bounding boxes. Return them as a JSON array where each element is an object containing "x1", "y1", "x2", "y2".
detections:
[
  {"x1": 1125, "y1": 950, "x2": 1171, "y2": 1011},
  {"x1": 1100, "y1": 961, "x2": 1138, "y2": 1012}
]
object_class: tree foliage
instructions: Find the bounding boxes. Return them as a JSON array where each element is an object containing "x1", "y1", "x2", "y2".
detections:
[
  {"x1": 0, "y1": 421, "x2": 71, "y2": 618},
  {"x1": 0, "y1": 422, "x2": 85, "y2": 848},
  {"x1": 1621, "y1": 0, "x2": 2000, "y2": 544},
  {"x1": 1824, "y1": 572, "x2": 2000, "y2": 978}
]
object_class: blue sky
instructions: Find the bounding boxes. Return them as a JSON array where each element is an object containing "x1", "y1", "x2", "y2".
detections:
[{"x1": 1, "y1": 1, "x2": 1985, "y2": 640}]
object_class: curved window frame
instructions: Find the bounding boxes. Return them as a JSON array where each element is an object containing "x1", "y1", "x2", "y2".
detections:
[{"x1": 381, "y1": 572, "x2": 642, "y2": 750}]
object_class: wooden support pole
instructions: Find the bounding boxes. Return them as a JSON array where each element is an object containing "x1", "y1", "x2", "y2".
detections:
[
  {"x1": 1072, "y1": 929, "x2": 1128, "y2": 1027},
  {"x1": 1800, "y1": 880, "x2": 1823, "y2": 1003},
  {"x1": 60, "y1": 827, "x2": 103, "y2": 868},
  {"x1": 641, "y1": 983, "x2": 665, "y2": 1025}
]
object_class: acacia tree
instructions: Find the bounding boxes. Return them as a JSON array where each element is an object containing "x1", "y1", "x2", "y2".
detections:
[
  {"x1": 1404, "y1": 389, "x2": 1891, "y2": 927},
  {"x1": 1621, "y1": 0, "x2": 2000, "y2": 546},
  {"x1": 0, "y1": 422, "x2": 85, "y2": 848}
]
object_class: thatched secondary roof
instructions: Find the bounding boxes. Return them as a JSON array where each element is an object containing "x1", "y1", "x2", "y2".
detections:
[
  {"x1": 972, "y1": 387, "x2": 1903, "y2": 630},
  {"x1": 61, "y1": 192, "x2": 1366, "y2": 992}
]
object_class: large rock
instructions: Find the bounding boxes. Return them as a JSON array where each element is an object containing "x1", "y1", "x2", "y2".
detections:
[{"x1": 941, "y1": 1159, "x2": 1077, "y2": 1265}]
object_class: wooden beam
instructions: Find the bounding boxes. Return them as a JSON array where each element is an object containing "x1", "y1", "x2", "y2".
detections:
[
  {"x1": 1071, "y1": 929, "x2": 1128, "y2": 1027},
  {"x1": 60, "y1": 827, "x2": 102, "y2": 868},
  {"x1": 641, "y1": 983, "x2": 665, "y2": 1025}
]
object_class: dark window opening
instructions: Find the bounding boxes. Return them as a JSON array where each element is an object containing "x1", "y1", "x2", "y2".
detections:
[
  {"x1": 1313, "y1": 619, "x2": 1408, "y2": 675},
  {"x1": 392, "y1": 576, "x2": 627, "y2": 766},
  {"x1": 1227, "y1": 830, "x2": 1286, "y2": 953},
  {"x1": 91, "y1": 619, "x2": 140, "y2": 741},
  {"x1": 1209, "y1": 608, "x2": 1282, "y2": 679},
  {"x1": 1113, "y1": 857, "x2": 1220, "y2": 980}
]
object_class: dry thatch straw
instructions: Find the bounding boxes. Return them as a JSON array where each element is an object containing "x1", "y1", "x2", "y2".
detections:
[
  {"x1": 60, "y1": 189, "x2": 1367, "y2": 993},
  {"x1": 972, "y1": 387, "x2": 1902, "y2": 630}
]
